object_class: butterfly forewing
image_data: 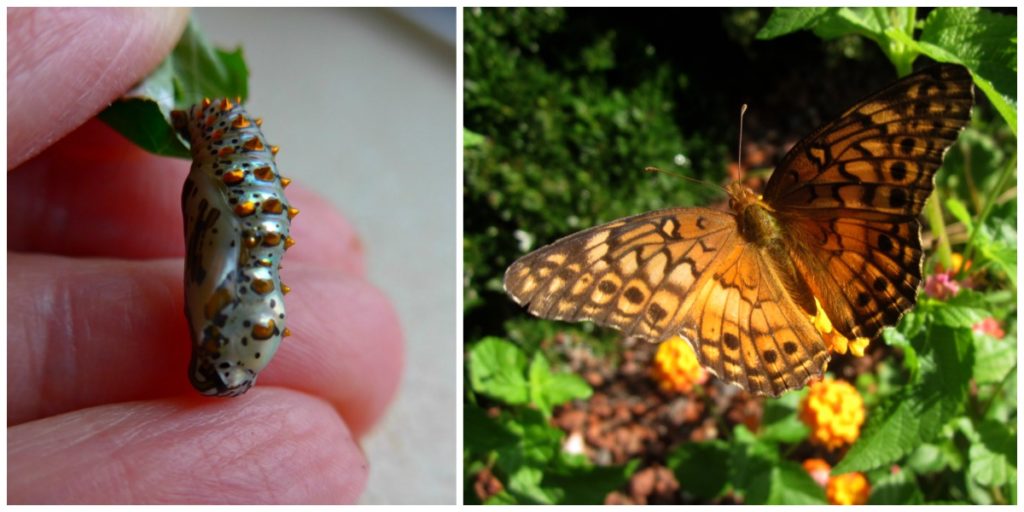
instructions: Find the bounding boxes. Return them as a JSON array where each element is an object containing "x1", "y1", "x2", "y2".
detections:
[
  {"x1": 505, "y1": 208, "x2": 737, "y2": 341},
  {"x1": 765, "y1": 64, "x2": 973, "y2": 340}
]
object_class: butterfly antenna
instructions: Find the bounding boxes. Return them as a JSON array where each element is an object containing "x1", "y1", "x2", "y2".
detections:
[
  {"x1": 643, "y1": 166, "x2": 727, "y2": 195},
  {"x1": 736, "y1": 103, "x2": 748, "y2": 181}
]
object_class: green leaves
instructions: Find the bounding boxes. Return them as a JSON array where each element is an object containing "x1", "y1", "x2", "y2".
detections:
[
  {"x1": 468, "y1": 337, "x2": 592, "y2": 417},
  {"x1": 467, "y1": 337, "x2": 624, "y2": 504},
  {"x1": 98, "y1": 16, "x2": 249, "y2": 157},
  {"x1": 757, "y1": 7, "x2": 1017, "y2": 133}
]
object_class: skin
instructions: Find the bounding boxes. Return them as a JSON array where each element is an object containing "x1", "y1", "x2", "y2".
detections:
[{"x1": 8, "y1": 8, "x2": 404, "y2": 504}]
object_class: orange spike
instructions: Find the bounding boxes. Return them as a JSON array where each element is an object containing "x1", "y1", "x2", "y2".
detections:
[
  {"x1": 270, "y1": 145, "x2": 280, "y2": 155},
  {"x1": 251, "y1": 278, "x2": 275, "y2": 295},
  {"x1": 251, "y1": 319, "x2": 276, "y2": 340},
  {"x1": 284, "y1": 237, "x2": 296, "y2": 249},
  {"x1": 222, "y1": 169, "x2": 246, "y2": 185},
  {"x1": 283, "y1": 328, "x2": 292, "y2": 337},
  {"x1": 201, "y1": 98, "x2": 212, "y2": 108},
  {"x1": 234, "y1": 201, "x2": 256, "y2": 217},
  {"x1": 263, "y1": 232, "x2": 282, "y2": 246},
  {"x1": 255, "y1": 117, "x2": 263, "y2": 127},
  {"x1": 253, "y1": 166, "x2": 275, "y2": 181},
  {"x1": 218, "y1": 146, "x2": 235, "y2": 157},
  {"x1": 243, "y1": 137, "x2": 265, "y2": 151},
  {"x1": 235, "y1": 95, "x2": 242, "y2": 105},
  {"x1": 232, "y1": 115, "x2": 250, "y2": 129},
  {"x1": 258, "y1": 258, "x2": 274, "y2": 267},
  {"x1": 282, "y1": 283, "x2": 292, "y2": 294},
  {"x1": 280, "y1": 177, "x2": 292, "y2": 188},
  {"x1": 287, "y1": 207, "x2": 300, "y2": 219},
  {"x1": 262, "y1": 198, "x2": 284, "y2": 214},
  {"x1": 220, "y1": 98, "x2": 233, "y2": 111}
]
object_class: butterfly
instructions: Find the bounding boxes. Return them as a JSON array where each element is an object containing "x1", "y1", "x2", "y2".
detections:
[{"x1": 504, "y1": 64, "x2": 974, "y2": 397}]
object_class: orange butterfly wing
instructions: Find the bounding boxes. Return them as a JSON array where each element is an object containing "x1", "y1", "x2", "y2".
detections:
[{"x1": 765, "y1": 64, "x2": 974, "y2": 340}]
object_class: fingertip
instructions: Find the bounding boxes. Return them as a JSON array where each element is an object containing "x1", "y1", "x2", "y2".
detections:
[{"x1": 8, "y1": 7, "x2": 190, "y2": 169}]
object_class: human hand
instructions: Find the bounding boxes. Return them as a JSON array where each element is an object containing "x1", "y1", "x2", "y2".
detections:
[{"x1": 8, "y1": 8, "x2": 403, "y2": 504}]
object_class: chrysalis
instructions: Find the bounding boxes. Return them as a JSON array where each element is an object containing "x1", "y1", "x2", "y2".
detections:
[{"x1": 172, "y1": 98, "x2": 298, "y2": 397}]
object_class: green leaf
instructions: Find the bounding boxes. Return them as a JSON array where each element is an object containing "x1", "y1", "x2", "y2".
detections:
[
  {"x1": 945, "y1": 197, "x2": 974, "y2": 228},
  {"x1": 528, "y1": 354, "x2": 592, "y2": 418},
  {"x1": 760, "y1": 390, "x2": 810, "y2": 443},
  {"x1": 765, "y1": 460, "x2": 828, "y2": 505},
  {"x1": 968, "y1": 420, "x2": 1016, "y2": 487},
  {"x1": 755, "y1": 7, "x2": 830, "y2": 39},
  {"x1": 544, "y1": 458, "x2": 640, "y2": 504},
  {"x1": 464, "y1": 403, "x2": 519, "y2": 457},
  {"x1": 98, "y1": 16, "x2": 249, "y2": 157},
  {"x1": 469, "y1": 337, "x2": 530, "y2": 404},
  {"x1": 667, "y1": 440, "x2": 730, "y2": 500},
  {"x1": 868, "y1": 469, "x2": 925, "y2": 504},
  {"x1": 835, "y1": 326, "x2": 973, "y2": 473},
  {"x1": 973, "y1": 334, "x2": 1016, "y2": 385},
  {"x1": 729, "y1": 426, "x2": 780, "y2": 504},
  {"x1": 906, "y1": 443, "x2": 949, "y2": 474},
  {"x1": 919, "y1": 7, "x2": 1017, "y2": 134},
  {"x1": 464, "y1": 128, "x2": 487, "y2": 148}
]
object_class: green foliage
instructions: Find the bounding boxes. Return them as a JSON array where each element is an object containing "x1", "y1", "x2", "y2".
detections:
[
  {"x1": 466, "y1": 7, "x2": 1016, "y2": 505},
  {"x1": 466, "y1": 338, "x2": 632, "y2": 504},
  {"x1": 98, "y1": 16, "x2": 249, "y2": 157},
  {"x1": 757, "y1": 7, "x2": 1017, "y2": 133}
]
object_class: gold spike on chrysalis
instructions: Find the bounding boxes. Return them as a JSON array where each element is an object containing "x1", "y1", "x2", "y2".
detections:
[
  {"x1": 220, "y1": 98, "x2": 234, "y2": 111},
  {"x1": 282, "y1": 283, "x2": 292, "y2": 294},
  {"x1": 234, "y1": 201, "x2": 256, "y2": 217},
  {"x1": 243, "y1": 138, "x2": 265, "y2": 151},
  {"x1": 232, "y1": 115, "x2": 250, "y2": 129},
  {"x1": 255, "y1": 117, "x2": 263, "y2": 127},
  {"x1": 283, "y1": 328, "x2": 292, "y2": 337},
  {"x1": 251, "y1": 319, "x2": 276, "y2": 340},
  {"x1": 253, "y1": 166, "x2": 275, "y2": 182},
  {"x1": 285, "y1": 237, "x2": 296, "y2": 249},
  {"x1": 263, "y1": 232, "x2": 282, "y2": 246},
  {"x1": 222, "y1": 169, "x2": 246, "y2": 185},
  {"x1": 280, "y1": 177, "x2": 292, "y2": 188},
  {"x1": 201, "y1": 98, "x2": 212, "y2": 108},
  {"x1": 235, "y1": 96, "x2": 242, "y2": 105},
  {"x1": 251, "y1": 278, "x2": 275, "y2": 295},
  {"x1": 270, "y1": 145, "x2": 280, "y2": 155},
  {"x1": 287, "y1": 207, "x2": 300, "y2": 219},
  {"x1": 243, "y1": 234, "x2": 259, "y2": 248},
  {"x1": 262, "y1": 198, "x2": 284, "y2": 214}
]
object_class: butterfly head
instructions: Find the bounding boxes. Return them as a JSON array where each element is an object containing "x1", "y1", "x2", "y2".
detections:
[{"x1": 725, "y1": 181, "x2": 766, "y2": 213}]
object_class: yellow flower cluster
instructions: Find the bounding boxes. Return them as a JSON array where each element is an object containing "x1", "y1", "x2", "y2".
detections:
[
  {"x1": 799, "y1": 378, "x2": 865, "y2": 450},
  {"x1": 802, "y1": 458, "x2": 870, "y2": 505},
  {"x1": 827, "y1": 472, "x2": 871, "y2": 505},
  {"x1": 810, "y1": 298, "x2": 870, "y2": 357},
  {"x1": 650, "y1": 336, "x2": 707, "y2": 393}
]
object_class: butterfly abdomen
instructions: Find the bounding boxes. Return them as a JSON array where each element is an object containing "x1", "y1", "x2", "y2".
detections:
[{"x1": 174, "y1": 98, "x2": 297, "y2": 397}]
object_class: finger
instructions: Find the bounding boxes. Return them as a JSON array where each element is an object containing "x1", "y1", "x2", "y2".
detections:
[
  {"x1": 8, "y1": 387, "x2": 366, "y2": 504},
  {"x1": 7, "y1": 254, "x2": 403, "y2": 438},
  {"x1": 8, "y1": 119, "x2": 365, "y2": 276},
  {"x1": 8, "y1": 7, "x2": 190, "y2": 169}
]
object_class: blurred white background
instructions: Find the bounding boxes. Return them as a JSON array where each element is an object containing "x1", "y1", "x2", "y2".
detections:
[{"x1": 193, "y1": 7, "x2": 455, "y2": 504}]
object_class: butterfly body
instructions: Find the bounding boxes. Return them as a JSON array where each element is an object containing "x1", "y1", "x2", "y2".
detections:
[{"x1": 505, "y1": 64, "x2": 973, "y2": 396}]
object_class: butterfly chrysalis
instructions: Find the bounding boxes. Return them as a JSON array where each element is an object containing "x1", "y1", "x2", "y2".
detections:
[{"x1": 172, "y1": 98, "x2": 298, "y2": 397}]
